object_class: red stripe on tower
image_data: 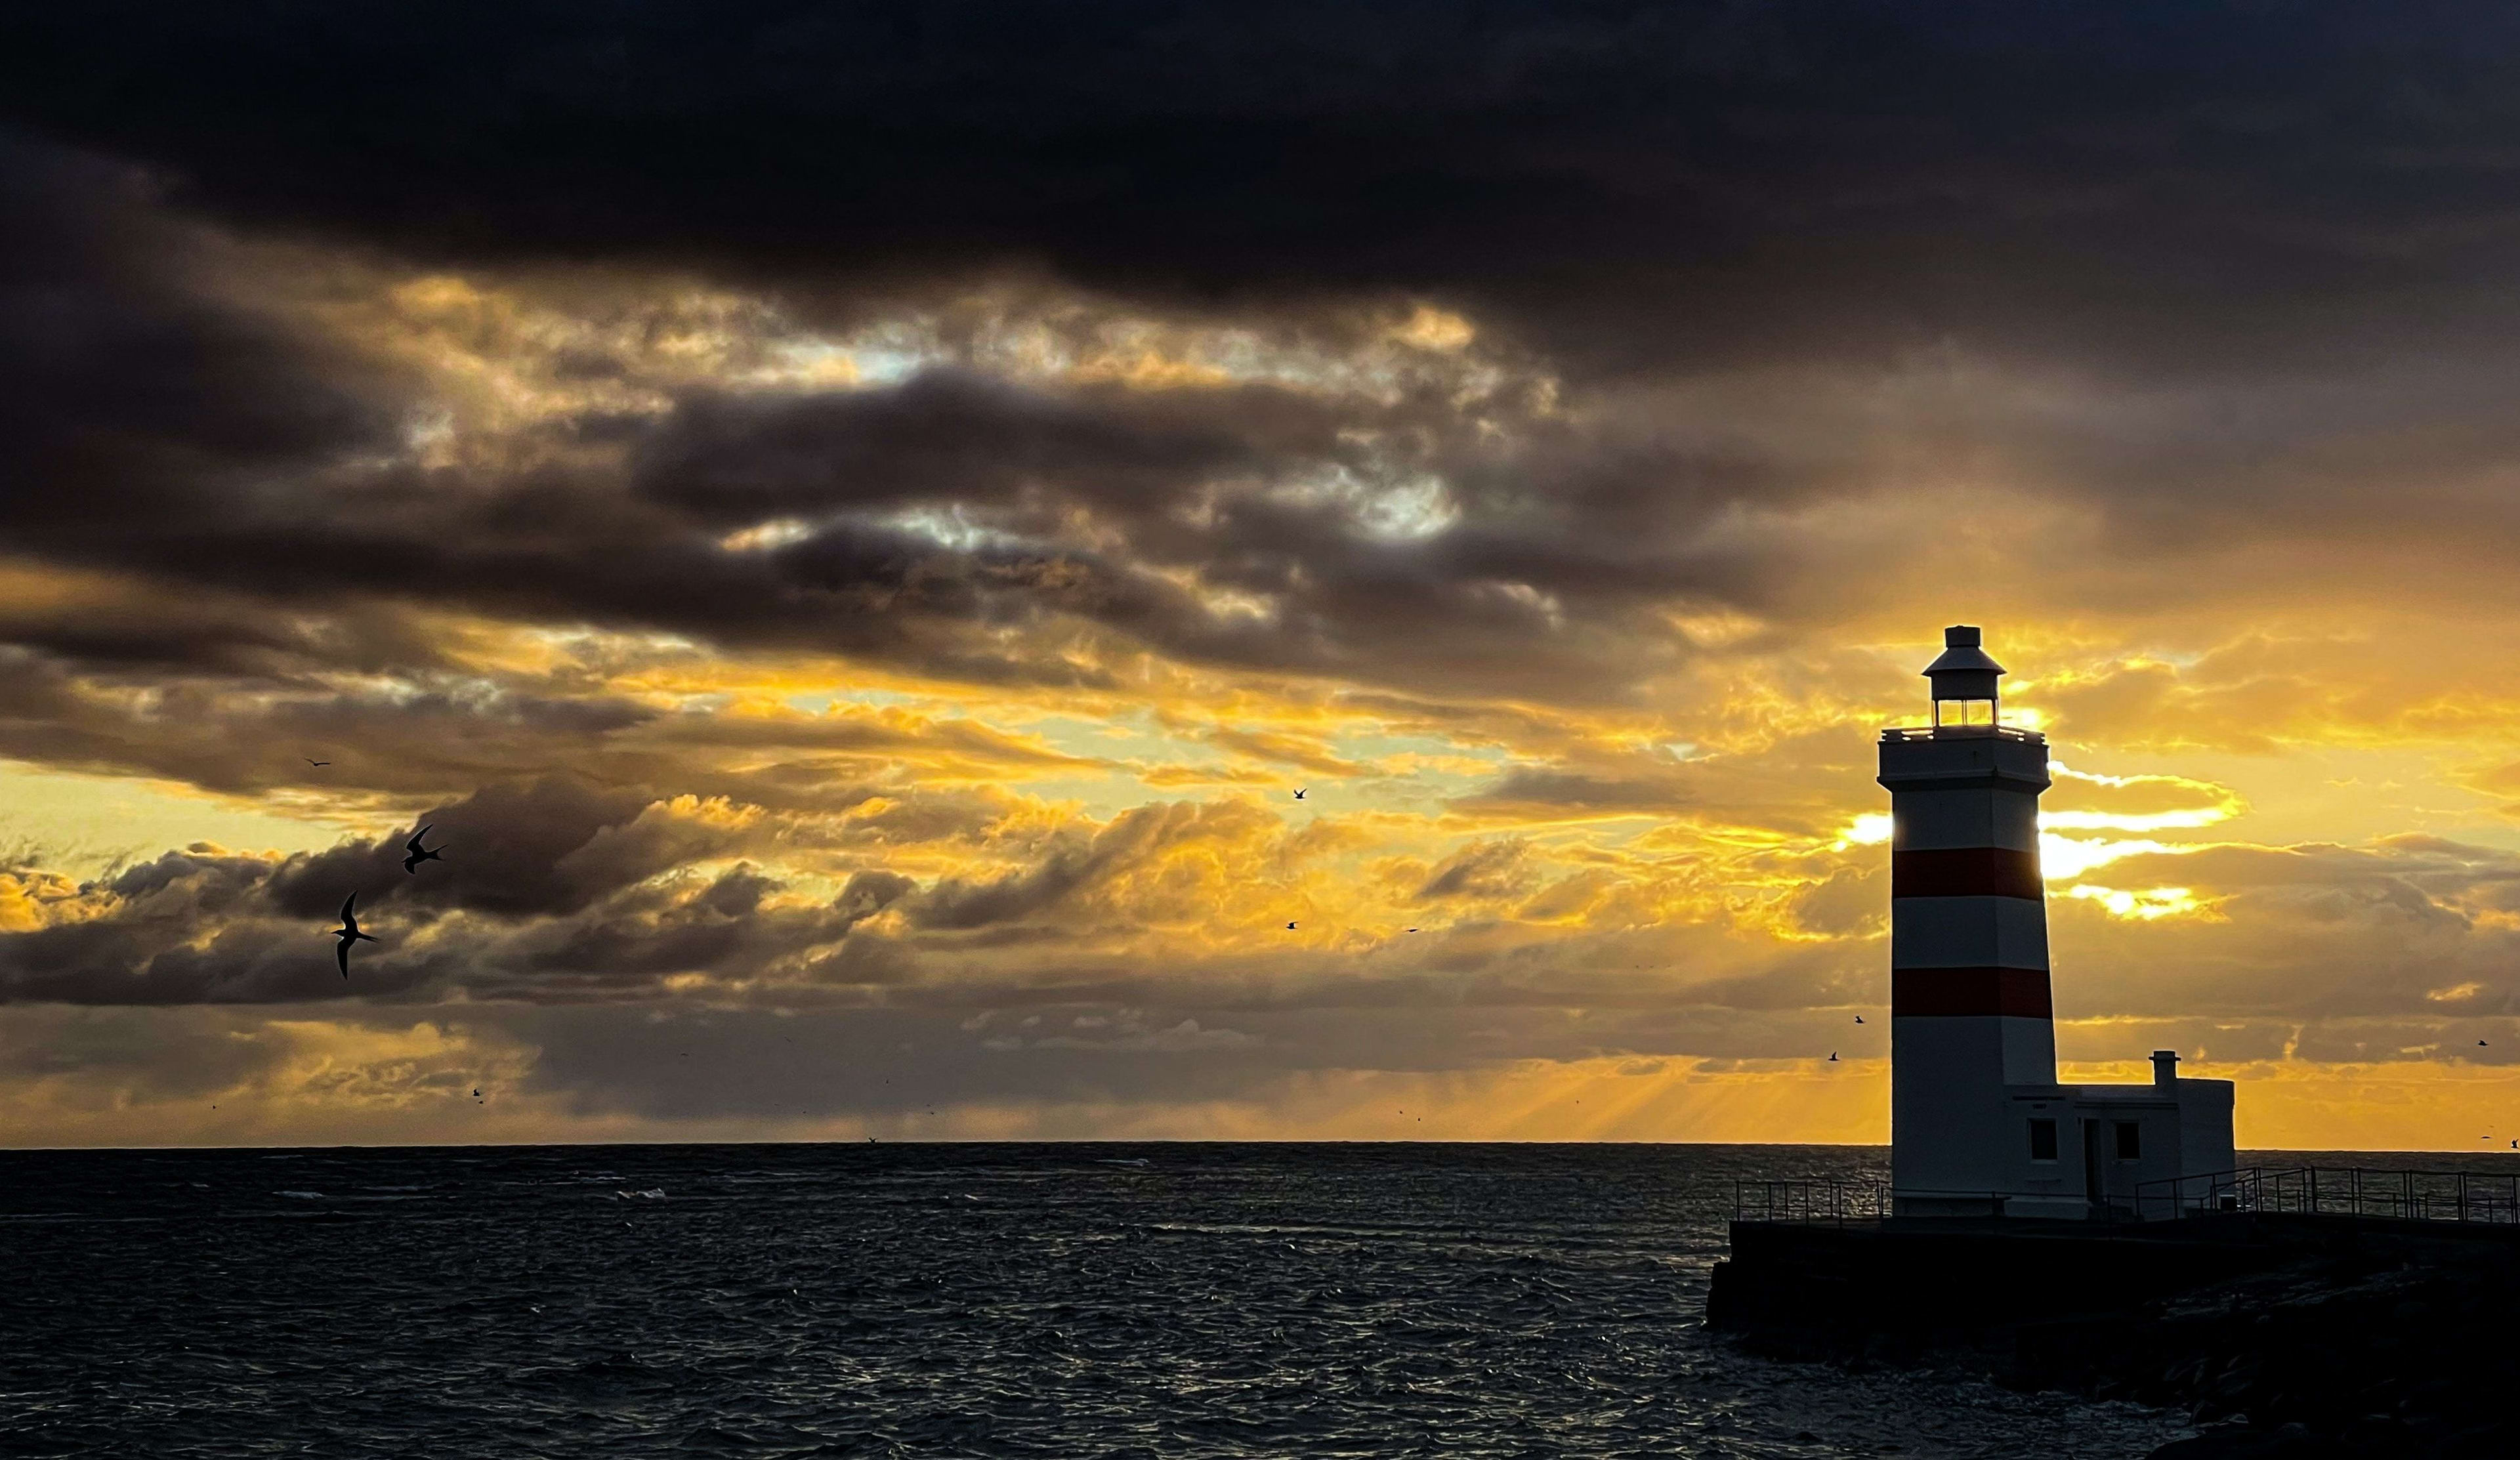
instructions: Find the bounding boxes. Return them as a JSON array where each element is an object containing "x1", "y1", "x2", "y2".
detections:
[
  {"x1": 1892, "y1": 967, "x2": 2055, "y2": 1018},
  {"x1": 1891, "y1": 847, "x2": 2042, "y2": 900}
]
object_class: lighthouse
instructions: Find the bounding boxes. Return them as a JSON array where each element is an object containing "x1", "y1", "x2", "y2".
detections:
[{"x1": 1880, "y1": 627, "x2": 2235, "y2": 1219}]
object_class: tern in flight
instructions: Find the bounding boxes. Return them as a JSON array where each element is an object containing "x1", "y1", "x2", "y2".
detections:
[
  {"x1": 1828, "y1": 1052, "x2": 1839, "y2": 1062},
  {"x1": 403, "y1": 825, "x2": 445, "y2": 875},
  {"x1": 304, "y1": 758, "x2": 329, "y2": 768},
  {"x1": 331, "y1": 894, "x2": 379, "y2": 977},
  {"x1": 1292, "y1": 788, "x2": 1305, "y2": 800}
]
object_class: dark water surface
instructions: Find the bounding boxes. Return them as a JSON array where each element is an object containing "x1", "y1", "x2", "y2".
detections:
[{"x1": 0, "y1": 1142, "x2": 2199, "y2": 1458}]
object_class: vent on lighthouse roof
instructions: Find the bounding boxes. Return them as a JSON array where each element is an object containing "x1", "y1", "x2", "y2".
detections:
[{"x1": 1923, "y1": 625, "x2": 2004, "y2": 702}]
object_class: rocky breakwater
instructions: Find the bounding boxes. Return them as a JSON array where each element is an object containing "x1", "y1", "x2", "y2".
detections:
[{"x1": 1710, "y1": 1215, "x2": 2520, "y2": 1457}]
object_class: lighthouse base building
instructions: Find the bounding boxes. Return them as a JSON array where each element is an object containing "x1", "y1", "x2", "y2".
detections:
[{"x1": 1883, "y1": 627, "x2": 2235, "y2": 1219}]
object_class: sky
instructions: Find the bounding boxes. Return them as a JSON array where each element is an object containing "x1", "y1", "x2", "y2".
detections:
[{"x1": 5, "y1": 1, "x2": 2520, "y2": 1149}]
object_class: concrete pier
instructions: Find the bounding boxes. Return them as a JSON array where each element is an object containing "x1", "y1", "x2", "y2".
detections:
[{"x1": 1710, "y1": 1211, "x2": 2520, "y2": 1454}]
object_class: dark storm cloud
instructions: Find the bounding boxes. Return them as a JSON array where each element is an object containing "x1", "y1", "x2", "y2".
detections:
[
  {"x1": 0, "y1": 153, "x2": 1651, "y2": 703},
  {"x1": 1454, "y1": 768, "x2": 1699, "y2": 816},
  {"x1": 636, "y1": 370, "x2": 1267, "y2": 522},
  {"x1": 620, "y1": 371, "x2": 1714, "y2": 699},
  {"x1": 1415, "y1": 839, "x2": 1535, "y2": 901},
  {"x1": 0, "y1": 136, "x2": 403, "y2": 537},
  {"x1": 0, "y1": 645, "x2": 688, "y2": 799},
  {"x1": 908, "y1": 800, "x2": 1244, "y2": 930},
  {"x1": 12, "y1": 1, "x2": 2520, "y2": 713},
  {"x1": 0, "y1": 778, "x2": 758, "y2": 1003},
  {"x1": 263, "y1": 778, "x2": 663, "y2": 919},
  {"x1": 10, "y1": 1, "x2": 2520, "y2": 377}
]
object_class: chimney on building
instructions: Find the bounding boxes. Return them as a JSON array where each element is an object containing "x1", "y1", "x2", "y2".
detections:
[{"x1": 2152, "y1": 1049, "x2": 2180, "y2": 1087}]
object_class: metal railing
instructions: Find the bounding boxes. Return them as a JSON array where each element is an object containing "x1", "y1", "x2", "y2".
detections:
[
  {"x1": 1878, "y1": 724, "x2": 2047, "y2": 744},
  {"x1": 1731, "y1": 1180, "x2": 2081, "y2": 1223},
  {"x1": 1737, "y1": 1168, "x2": 2520, "y2": 1228},
  {"x1": 2138, "y1": 1166, "x2": 2520, "y2": 1226},
  {"x1": 1734, "y1": 1179, "x2": 1889, "y2": 1224},
  {"x1": 1734, "y1": 1180, "x2": 2112, "y2": 1224}
]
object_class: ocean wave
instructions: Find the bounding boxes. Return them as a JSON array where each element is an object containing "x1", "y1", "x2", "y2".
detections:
[{"x1": 2, "y1": 1142, "x2": 2201, "y2": 1459}]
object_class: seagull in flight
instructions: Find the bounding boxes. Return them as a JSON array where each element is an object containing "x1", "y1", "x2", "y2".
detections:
[
  {"x1": 304, "y1": 758, "x2": 329, "y2": 768},
  {"x1": 1286, "y1": 921, "x2": 1298, "y2": 930},
  {"x1": 331, "y1": 894, "x2": 379, "y2": 977},
  {"x1": 403, "y1": 825, "x2": 444, "y2": 875},
  {"x1": 1828, "y1": 1052, "x2": 1839, "y2": 1062},
  {"x1": 1855, "y1": 1016, "x2": 1865, "y2": 1024},
  {"x1": 1292, "y1": 788, "x2": 1306, "y2": 800}
]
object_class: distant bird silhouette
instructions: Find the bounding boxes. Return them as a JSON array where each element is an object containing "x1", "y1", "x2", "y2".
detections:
[
  {"x1": 1855, "y1": 1016, "x2": 1865, "y2": 1024},
  {"x1": 304, "y1": 758, "x2": 329, "y2": 768},
  {"x1": 1829, "y1": 1052, "x2": 1839, "y2": 1062},
  {"x1": 402, "y1": 825, "x2": 444, "y2": 875},
  {"x1": 1406, "y1": 927, "x2": 1419, "y2": 933},
  {"x1": 472, "y1": 1088, "x2": 481, "y2": 1098},
  {"x1": 2480, "y1": 1040, "x2": 2490, "y2": 1047},
  {"x1": 1286, "y1": 921, "x2": 1297, "y2": 930},
  {"x1": 330, "y1": 894, "x2": 379, "y2": 977},
  {"x1": 1292, "y1": 788, "x2": 1306, "y2": 800}
]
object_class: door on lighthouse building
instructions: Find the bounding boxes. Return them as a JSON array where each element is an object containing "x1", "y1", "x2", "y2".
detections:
[{"x1": 2082, "y1": 1119, "x2": 2106, "y2": 1219}]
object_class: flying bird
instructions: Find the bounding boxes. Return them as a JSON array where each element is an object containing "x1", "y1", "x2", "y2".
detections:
[
  {"x1": 330, "y1": 894, "x2": 379, "y2": 977},
  {"x1": 1855, "y1": 1016, "x2": 1865, "y2": 1024},
  {"x1": 1286, "y1": 921, "x2": 1297, "y2": 930},
  {"x1": 1828, "y1": 1052, "x2": 1839, "y2": 1062},
  {"x1": 402, "y1": 825, "x2": 444, "y2": 875},
  {"x1": 2480, "y1": 1040, "x2": 2490, "y2": 1047},
  {"x1": 304, "y1": 758, "x2": 329, "y2": 768},
  {"x1": 1292, "y1": 788, "x2": 1305, "y2": 800}
]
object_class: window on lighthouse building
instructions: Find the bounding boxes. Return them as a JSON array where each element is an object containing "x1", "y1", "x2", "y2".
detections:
[
  {"x1": 2115, "y1": 1121, "x2": 2142, "y2": 1161},
  {"x1": 2028, "y1": 1119, "x2": 2059, "y2": 1162}
]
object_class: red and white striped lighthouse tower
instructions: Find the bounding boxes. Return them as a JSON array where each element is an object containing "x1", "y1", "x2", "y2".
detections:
[{"x1": 1879, "y1": 626, "x2": 2060, "y2": 1215}]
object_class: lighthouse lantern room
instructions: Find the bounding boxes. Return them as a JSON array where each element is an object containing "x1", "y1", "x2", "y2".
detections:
[{"x1": 1880, "y1": 627, "x2": 2235, "y2": 1219}]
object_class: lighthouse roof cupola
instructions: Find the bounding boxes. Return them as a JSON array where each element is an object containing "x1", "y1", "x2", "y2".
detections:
[{"x1": 1924, "y1": 625, "x2": 2004, "y2": 730}]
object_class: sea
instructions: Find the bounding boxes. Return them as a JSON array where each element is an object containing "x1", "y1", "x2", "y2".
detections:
[{"x1": 1, "y1": 1141, "x2": 2263, "y2": 1459}]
